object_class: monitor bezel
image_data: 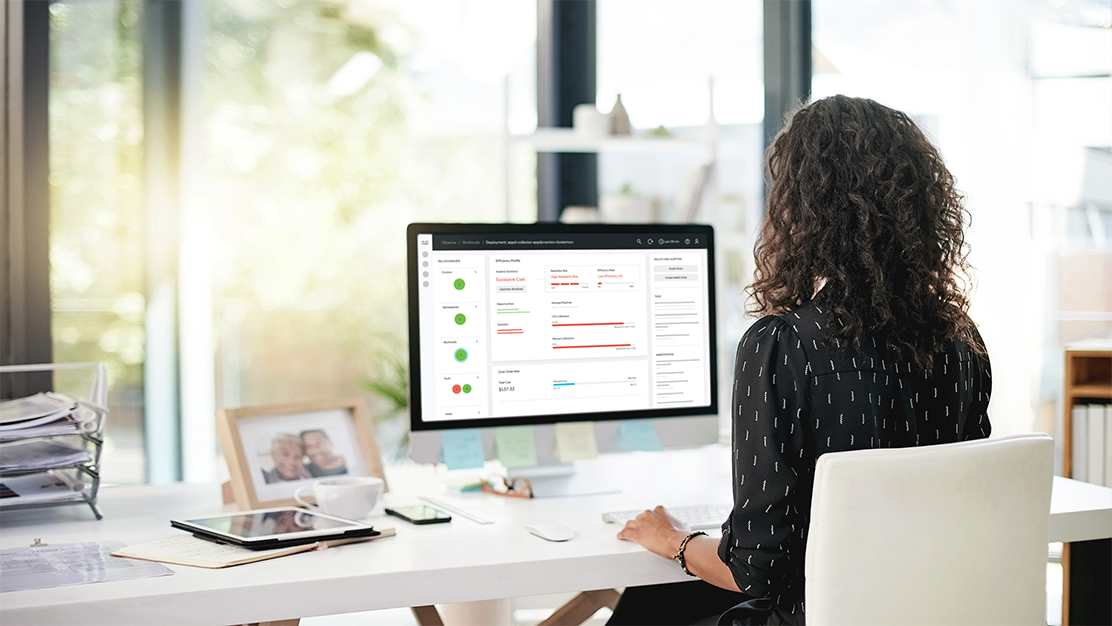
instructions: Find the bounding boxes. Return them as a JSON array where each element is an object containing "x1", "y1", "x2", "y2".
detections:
[{"x1": 406, "y1": 222, "x2": 718, "y2": 432}]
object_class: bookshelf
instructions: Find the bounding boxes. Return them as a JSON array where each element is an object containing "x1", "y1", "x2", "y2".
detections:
[
  {"x1": 1060, "y1": 349, "x2": 1111, "y2": 626},
  {"x1": 1063, "y1": 350, "x2": 1112, "y2": 479}
]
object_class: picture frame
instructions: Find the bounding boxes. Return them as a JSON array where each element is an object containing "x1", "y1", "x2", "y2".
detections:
[{"x1": 216, "y1": 397, "x2": 386, "y2": 510}]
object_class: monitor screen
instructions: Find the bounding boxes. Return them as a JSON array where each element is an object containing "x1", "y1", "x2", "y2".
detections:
[{"x1": 407, "y1": 223, "x2": 717, "y2": 432}]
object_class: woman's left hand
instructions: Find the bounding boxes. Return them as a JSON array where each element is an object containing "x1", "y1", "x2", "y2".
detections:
[{"x1": 616, "y1": 505, "x2": 692, "y2": 560}]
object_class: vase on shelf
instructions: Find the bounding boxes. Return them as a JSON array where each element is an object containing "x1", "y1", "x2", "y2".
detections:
[{"x1": 609, "y1": 94, "x2": 631, "y2": 136}]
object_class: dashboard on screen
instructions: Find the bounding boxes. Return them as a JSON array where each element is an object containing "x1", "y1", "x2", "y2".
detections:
[{"x1": 407, "y1": 223, "x2": 717, "y2": 432}]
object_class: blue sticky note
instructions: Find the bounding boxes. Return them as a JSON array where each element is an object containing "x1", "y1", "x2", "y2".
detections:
[
  {"x1": 619, "y1": 419, "x2": 663, "y2": 451},
  {"x1": 440, "y1": 428, "x2": 486, "y2": 469}
]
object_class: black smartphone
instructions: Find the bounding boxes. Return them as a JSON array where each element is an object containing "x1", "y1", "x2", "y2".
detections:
[{"x1": 385, "y1": 505, "x2": 452, "y2": 525}]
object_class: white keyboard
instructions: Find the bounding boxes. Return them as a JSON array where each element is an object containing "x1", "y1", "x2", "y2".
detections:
[{"x1": 602, "y1": 503, "x2": 731, "y2": 530}]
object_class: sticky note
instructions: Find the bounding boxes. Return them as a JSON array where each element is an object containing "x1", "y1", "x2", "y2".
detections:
[
  {"x1": 619, "y1": 419, "x2": 663, "y2": 451},
  {"x1": 495, "y1": 425, "x2": 538, "y2": 469},
  {"x1": 555, "y1": 422, "x2": 598, "y2": 463},
  {"x1": 440, "y1": 428, "x2": 485, "y2": 470}
]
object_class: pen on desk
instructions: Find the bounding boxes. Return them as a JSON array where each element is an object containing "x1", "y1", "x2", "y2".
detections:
[
  {"x1": 47, "y1": 468, "x2": 86, "y2": 492},
  {"x1": 419, "y1": 496, "x2": 494, "y2": 524}
]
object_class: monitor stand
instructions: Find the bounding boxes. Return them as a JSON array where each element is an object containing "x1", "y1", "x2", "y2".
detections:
[{"x1": 508, "y1": 463, "x2": 620, "y2": 498}]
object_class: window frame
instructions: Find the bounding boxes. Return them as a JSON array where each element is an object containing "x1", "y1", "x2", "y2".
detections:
[{"x1": 2, "y1": 0, "x2": 52, "y2": 399}]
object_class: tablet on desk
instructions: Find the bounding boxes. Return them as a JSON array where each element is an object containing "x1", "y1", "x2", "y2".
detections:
[{"x1": 170, "y1": 507, "x2": 380, "y2": 550}]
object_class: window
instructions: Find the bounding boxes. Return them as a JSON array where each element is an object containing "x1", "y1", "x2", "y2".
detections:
[
  {"x1": 50, "y1": 0, "x2": 145, "y2": 483},
  {"x1": 197, "y1": 0, "x2": 538, "y2": 473},
  {"x1": 47, "y1": 0, "x2": 539, "y2": 481}
]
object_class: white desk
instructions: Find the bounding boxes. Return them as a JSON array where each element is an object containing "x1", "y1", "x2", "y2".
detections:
[
  {"x1": 1047, "y1": 473, "x2": 1112, "y2": 543},
  {"x1": 2, "y1": 446, "x2": 1110, "y2": 626}
]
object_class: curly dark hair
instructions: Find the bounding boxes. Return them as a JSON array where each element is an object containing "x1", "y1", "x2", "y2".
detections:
[{"x1": 748, "y1": 95, "x2": 981, "y2": 371}]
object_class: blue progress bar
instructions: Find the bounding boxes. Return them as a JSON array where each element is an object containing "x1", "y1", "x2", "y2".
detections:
[{"x1": 553, "y1": 383, "x2": 575, "y2": 386}]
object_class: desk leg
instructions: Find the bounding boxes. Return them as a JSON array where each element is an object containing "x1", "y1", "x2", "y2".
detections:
[
  {"x1": 437, "y1": 599, "x2": 513, "y2": 626},
  {"x1": 538, "y1": 589, "x2": 621, "y2": 626},
  {"x1": 1067, "y1": 538, "x2": 1111, "y2": 626},
  {"x1": 412, "y1": 606, "x2": 445, "y2": 626}
]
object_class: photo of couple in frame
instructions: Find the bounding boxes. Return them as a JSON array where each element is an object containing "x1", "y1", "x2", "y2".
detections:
[{"x1": 217, "y1": 398, "x2": 387, "y2": 510}]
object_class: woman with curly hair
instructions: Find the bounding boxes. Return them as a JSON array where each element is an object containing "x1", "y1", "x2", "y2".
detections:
[{"x1": 610, "y1": 95, "x2": 992, "y2": 626}]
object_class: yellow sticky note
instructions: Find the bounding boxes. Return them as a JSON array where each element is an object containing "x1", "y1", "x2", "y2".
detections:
[
  {"x1": 555, "y1": 422, "x2": 598, "y2": 463},
  {"x1": 495, "y1": 426, "x2": 538, "y2": 469}
]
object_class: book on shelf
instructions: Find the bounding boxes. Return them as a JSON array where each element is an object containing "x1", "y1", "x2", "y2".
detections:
[
  {"x1": 111, "y1": 527, "x2": 395, "y2": 569},
  {"x1": 1072, "y1": 404, "x2": 1087, "y2": 482},
  {"x1": 1106, "y1": 405, "x2": 1112, "y2": 487},
  {"x1": 1088, "y1": 404, "x2": 1106, "y2": 486},
  {"x1": 1072, "y1": 402, "x2": 1112, "y2": 487}
]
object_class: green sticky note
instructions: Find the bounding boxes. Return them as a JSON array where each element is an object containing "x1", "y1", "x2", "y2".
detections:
[
  {"x1": 555, "y1": 422, "x2": 598, "y2": 463},
  {"x1": 494, "y1": 425, "x2": 538, "y2": 469},
  {"x1": 440, "y1": 428, "x2": 485, "y2": 470},
  {"x1": 619, "y1": 419, "x2": 663, "y2": 451}
]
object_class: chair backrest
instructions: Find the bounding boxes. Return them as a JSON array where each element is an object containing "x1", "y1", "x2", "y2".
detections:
[{"x1": 805, "y1": 433, "x2": 1054, "y2": 626}]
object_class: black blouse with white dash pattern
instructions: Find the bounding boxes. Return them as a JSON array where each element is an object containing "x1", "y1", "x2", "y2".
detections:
[{"x1": 716, "y1": 300, "x2": 991, "y2": 624}]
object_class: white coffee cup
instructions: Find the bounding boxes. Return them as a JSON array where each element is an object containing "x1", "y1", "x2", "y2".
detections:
[{"x1": 294, "y1": 476, "x2": 384, "y2": 520}]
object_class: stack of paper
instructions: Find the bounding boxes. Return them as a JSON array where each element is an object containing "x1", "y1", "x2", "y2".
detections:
[
  {"x1": 0, "y1": 439, "x2": 91, "y2": 473},
  {"x1": 0, "y1": 393, "x2": 99, "y2": 440},
  {"x1": 0, "y1": 472, "x2": 86, "y2": 506}
]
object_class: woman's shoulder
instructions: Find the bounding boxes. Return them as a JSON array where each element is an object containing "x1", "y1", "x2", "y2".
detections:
[
  {"x1": 776, "y1": 301, "x2": 833, "y2": 340},
  {"x1": 738, "y1": 313, "x2": 809, "y2": 361},
  {"x1": 741, "y1": 303, "x2": 828, "y2": 346},
  {"x1": 740, "y1": 314, "x2": 793, "y2": 344}
]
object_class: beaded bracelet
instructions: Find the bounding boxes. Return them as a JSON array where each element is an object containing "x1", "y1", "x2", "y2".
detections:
[{"x1": 672, "y1": 531, "x2": 707, "y2": 576}]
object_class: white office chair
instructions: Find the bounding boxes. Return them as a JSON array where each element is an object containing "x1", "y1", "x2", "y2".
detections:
[{"x1": 805, "y1": 433, "x2": 1054, "y2": 626}]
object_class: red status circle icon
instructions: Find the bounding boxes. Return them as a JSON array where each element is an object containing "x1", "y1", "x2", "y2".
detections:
[{"x1": 452, "y1": 384, "x2": 462, "y2": 394}]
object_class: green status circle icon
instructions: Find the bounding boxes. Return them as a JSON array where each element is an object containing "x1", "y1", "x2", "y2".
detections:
[
  {"x1": 454, "y1": 313, "x2": 466, "y2": 325},
  {"x1": 454, "y1": 348, "x2": 468, "y2": 362},
  {"x1": 453, "y1": 278, "x2": 466, "y2": 290},
  {"x1": 462, "y1": 384, "x2": 472, "y2": 393}
]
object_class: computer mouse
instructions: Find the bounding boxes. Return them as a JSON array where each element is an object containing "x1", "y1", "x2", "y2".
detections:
[{"x1": 524, "y1": 522, "x2": 575, "y2": 542}]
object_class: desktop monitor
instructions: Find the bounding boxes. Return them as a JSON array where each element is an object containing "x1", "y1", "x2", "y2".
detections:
[{"x1": 406, "y1": 223, "x2": 719, "y2": 493}]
